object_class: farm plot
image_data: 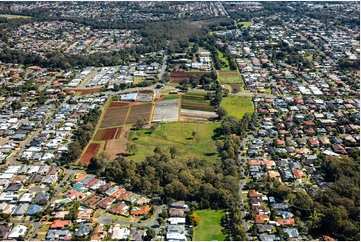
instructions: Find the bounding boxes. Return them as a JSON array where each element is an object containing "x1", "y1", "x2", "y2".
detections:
[
  {"x1": 109, "y1": 102, "x2": 129, "y2": 108},
  {"x1": 124, "y1": 103, "x2": 153, "y2": 124},
  {"x1": 170, "y1": 71, "x2": 210, "y2": 83},
  {"x1": 152, "y1": 99, "x2": 179, "y2": 122},
  {"x1": 100, "y1": 106, "x2": 129, "y2": 128},
  {"x1": 181, "y1": 94, "x2": 215, "y2": 112},
  {"x1": 94, "y1": 128, "x2": 122, "y2": 141},
  {"x1": 81, "y1": 143, "x2": 100, "y2": 166}
]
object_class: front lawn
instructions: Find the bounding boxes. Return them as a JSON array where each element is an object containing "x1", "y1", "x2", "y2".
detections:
[{"x1": 193, "y1": 210, "x2": 227, "y2": 241}]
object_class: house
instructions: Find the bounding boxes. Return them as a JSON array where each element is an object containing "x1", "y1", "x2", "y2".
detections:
[
  {"x1": 166, "y1": 232, "x2": 187, "y2": 241},
  {"x1": 77, "y1": 208, "x2": 93, "y2": 221},
  {"x1": 52, "y1": 211, "x2": 70, "y2": 219},
  {"x1": 272, "y1": 203, "x2": 289, "y2": 210},
  {"x1": 255, "y1": 214, "x2": 269, "y2": 224},
  {"x1": 97, "y1": 196, "x2": 115, "y2": 209},
  {"x1": 0, "y1": 224, "x2": 11, "y2": 239},
  {"x1": 130, "y1": 229, "x2": 145, "y2": 241},
  {"x1": 293, "y1": 169, "x2": 305, "y2": 179},
  {"x1": 74, "y1": 223, "x2": 92, "y2": 237},
  {"x1": 283, "y1": 228, "x2": 299, "y2": 238},
  {"x1": 34, "y1": 192, "x2": 50, "y2": 205},
  {"x1": 331, "y1": 144, "x2": 347, "y2": 155},
  {"x1": 307, "y1": 138, "x2": 319, "y2": 147},
  {"x1": 7, "y1": 225, "x2": 27, "y2": 239},
  {"x1": 248, "y1": 189, "x2": 263, "y2": 198},
  {"x1": 276, "y1": 211, "x2": 293, "y2": 219},
  {"x1": 111, "y1": 226, "x2": 130, "y2": 240},
  {"x1": 91, "y1": 224, "x2": 108, "y2": 241},
  {"x1": 277, "y1": 218, "x2": 296, "y2": 226},
  {"x1": 167, "y1": 225, "x2": 185, "y2": 234},
  {"x1": 111, "y1": 202, "x2": 128, "y2": 216},
  {"x1": 169, "y1": 208, "x2": 185, "y2": 217},
  {"x1": 50, "y1": 220, "x2": 71, "y2": 229},
  {"x1": 12, "y1": 203, "x2": 29, "y2": 216},
  {"x1": 259, "y1": 234, "x2": 280, "y2": 241},
  {"x1": 131, "y1": 205, "x2": 150, "y2": 216},
  {"x1": 168, "y1": 217, "x2": 186, "y2": 225},
  {"x1": 252, "y1": 205, "x2": 268, "y2": 215},
  {"x1": 257, "y1": 224, "x2": 275, "y2": 233},
  {"x1": 46, "y1": 230, "x2": 71, "y2": 240},
  {"x1": 68, "y1": 190, "x2": 85, "y2": 200}
]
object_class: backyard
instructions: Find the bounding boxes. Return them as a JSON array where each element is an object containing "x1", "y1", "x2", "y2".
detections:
[{"x1": 193, "y1": 210, "x2": 227, "y2": 241}]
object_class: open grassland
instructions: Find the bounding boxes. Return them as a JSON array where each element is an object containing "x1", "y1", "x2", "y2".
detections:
[
  {"x1": 162, "y1": 94, "x2": 180, "y2": 100},
  {"x1": 181, "y1": 93, "x2": 215, "y2": 112},
  {"x1": 0, "y1": 14, "x2": 31, "y2": 19},
  {"x1": 193, "y1": 210, "x2": 227, "y2": 241},
  {"x1": 128, "y1": 122, "x2": 219, "y2": 162},
  {"x1": 221, "y1": 96, "x2": 254, "y2": 119},
  {"x1": 238, "y1": 21, "x2": 253, "y2": 26},
  {"x1": 134, "y1": 76, "x2": 145, "y2": 84},
  {"x1": 218, "y1": 70, "x2": 244, "y2": 84}
]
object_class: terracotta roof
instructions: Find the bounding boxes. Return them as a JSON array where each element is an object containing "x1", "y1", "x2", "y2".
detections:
[
  {"x1": 277, "y1": 218, "x2": 296, "y2": 226},
  {"x1": 268, "y1": 170, "x2": 281, "y2": 178},
  {"x1": 255, "y1": 214, "x2": 269, "y2": 224},
  {"x1": 50, "y1": 220, "x2": 71, "y2": 229},
  {"x1": 131, "y1": 205, "x2": 150, "y2": 216},
  {"x1": 248, "y1": 190, "x2": 263, "y2": 198},
  {"x1": 67, "y1": 190, "x2": 85, "y2": 200},
  {"x1": 293, "y1": 169, "x2": 305, "y2": 179},
  {"x1": 73, "y1": 173, "x2": 88, "y2": 182}
]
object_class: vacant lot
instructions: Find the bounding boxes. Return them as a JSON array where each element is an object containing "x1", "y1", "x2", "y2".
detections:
[
  {"x1": 170, "y1": 71, "x2": 210, "y2": 83},
  {"x1": 128, "y1": 122, "x2": 219, "y2": 162},
  {"x1": 81, "y1": 143, "x2": 100, "y2": 166},
  {"x1": 193, "y1": 210, "x2": 227, "y2": 241},
  {"x1": 180, "y1": 109, "x2": 217, "y2": 121},
  {"x1": 66, "y1": 88, "x2": 101, "y2": 95},
  {"x1": 152, "y1": 99, "x2": 179, "y2": 122},
  {"x1": 218, "y1": 71, "x2": 244, "y2": 84},
  {"x1": 0, "y1": 14, "x2": 31, "y2": 19},
  {"x1": 221, "y1": 96, "x2": 254, "y2": 119}
]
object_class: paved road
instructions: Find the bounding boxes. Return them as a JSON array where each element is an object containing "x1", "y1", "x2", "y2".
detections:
[{"x1": 158, "y1": 55, "x2": 168, "y2": 81}]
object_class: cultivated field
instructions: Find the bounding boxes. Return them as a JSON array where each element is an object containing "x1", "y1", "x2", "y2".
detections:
[
  {"x1": 124, "y1": 103, "x2": 153, "y2": 124},
  {"x1": 193, "y1": 210, "x2": 227, "y2": 241},
  {"x1": 221, "y1": 96, "x2": 254, "y2": 119},
  {"x1": 94, "y1": 127, "x2": 122, "y2": 141},
  {"x1": 170, "y1": 71, "x2": 210, "y2": 83},
  {"x1": 128, "y1": 122, "x2": 219, "y2": 162},
  {"x1": 81, "y1": 143, "x2": 100, "y2": 166},
  {"x1": 103, "y1": 126, "x2": 129, "y2": 159},
  {"x1": 109, "y1": 102, "x2": 129, "y2": 108},
  {"x1": 181, "y1": 94, "x2": 215, "y2": 112},
  {"x1": 152, "y1": 99, "x2": 179, "y2": 122},
  {"x1": 100, "y1": 106, "x2": 129, "y2": 128}
]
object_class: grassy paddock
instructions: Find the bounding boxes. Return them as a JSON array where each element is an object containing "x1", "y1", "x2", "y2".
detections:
[
  {"x1": 221, "y1": 95, "x2": 254, "y2": 119},
  {"x1": 238, "y1": 21, "x2": 253, "y2": 26},
  {"x1": 162, "y1": 94, "x2": 180, "y2": 100},
  {"x1": 193, "y1": 210, "x2": 227, "y2": 241},
  {"x1": 218, "y1": 71, "x2": 244, "y2": 84},
  {"x1": 0, "y1": 14, "x2": 31, "y2": 19},
  {"x1": 128, "y1": 122, "x2": 219, "y2": 162}
]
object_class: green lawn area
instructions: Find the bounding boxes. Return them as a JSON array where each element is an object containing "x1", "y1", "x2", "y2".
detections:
[
  {"x1": 221, "y1": 95, "x2": 254, "y2": 119},
  {"x1": 128, "y1": 122, "x2": 219, "y2": 162},
  {"x1": 186, "y1": 90, "x2": 207, "y2": 95},
  {"x1": 193, "y1": 210, "x2": 227, "y2": 241},
  {"x1": 0, "y1": 14, "x2": 31, "y2": 19},
  {"x1": 134, "y1": 76, "x2": 145, "y2": 85},
  {"x1": 216, "y1": 49, "x2": 231, "y2": 71},
  {"x1": 238, "y1": 21, "x2": 253, "y2": 27},
  {"x1": 162, "y1": 94, "x2": 180, "y2": 100},
  {"x1": 218, "y1": 71, "x2": 244, "y2": 84},
  {"x1": 39, "y1": 224, "x2": 50, "y2": 233}
]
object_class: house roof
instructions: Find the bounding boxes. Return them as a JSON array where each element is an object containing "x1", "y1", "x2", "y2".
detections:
[
  {"x1": 248, "y1": 189, "x2": 263, "y2": 198},
  {"x1": 50, "y1": 220, "x2": 71, "y2": 229},
  {"x1": 74, "y1": 223, "x2": 92, "y2": 237},
  {"x1": 131, "y1": 205, "x2": 150, "y2": 216},
  {"x1": 255, "y1": 214, "x2": 269, "y2": 224},
  {"x1": 277, "y1": 218, "x2": 296, "y2": 226}
]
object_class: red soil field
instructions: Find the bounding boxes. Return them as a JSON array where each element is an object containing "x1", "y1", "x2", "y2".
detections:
[
  {"x1": 81, "y1": 143, "x2": 100, "y2": 166},
  {"x1": 170, "y1": 71, "x2": 210, "y2": 83},
  {"x1": 109, "y1": 102, "x2": 130, "y2": 108},
  {"x1": 101, "y1": 127, "x2": 122, "y2": 140},
  {"x1": 67, "y1": 88, "x2": 101, "y2": 95}
]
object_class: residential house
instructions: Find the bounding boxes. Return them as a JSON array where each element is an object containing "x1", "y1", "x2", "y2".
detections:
[{"x1": 7, "y1": 225, "x2": 27, "y2": 239}]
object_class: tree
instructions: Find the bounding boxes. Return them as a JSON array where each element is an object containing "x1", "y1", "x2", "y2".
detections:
[
  {"x1": 145, "y1": 228, "x2": 156, "y2": 240},
  {"x1": 189, "y1": 213, "x2": 201, "y2": 226},
  {"x1": 191, "y1": 131, "x2": 197, "y2": 139},
  {"x1": 216, "y1": 107, "x2": 227, "y2": 119},
  {"x1": 128, "y1": 144, "x2": 138, "y2": 155},
  {"x1": 170, "y1": 147, "x2": 177, "y2": 159},
  {"x1": 134, "y1": 119, "x2": 146, "y2": 129}
]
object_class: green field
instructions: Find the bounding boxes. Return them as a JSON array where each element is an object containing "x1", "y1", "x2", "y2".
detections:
[
  {"x1": 221, "y1": 95, "x2": 254, "y2": 119},
  {"x1": 193, "y1": 210, "x2": 227, "y2": 241},
  {"x1": 162, "y1": 94, "x2": 180, "y2": 100},
  {"x1": 128, "y1": 122, "x2": 219, "y2": 162},
  {"x1": 218, "y1": 71, "x2": 244, "y2": 84},
  {"x1": 181, "y1": 94, "x2": 210, "y2": 105},
  {"x1": 134, "y1": 76, "x2": 145, "y2": 85},
  {"x1": 0, "y1": 14, "x2": 31, "y2": 19},
  {"x1": 238, "y1": 21, "x2": 253, "y2": 26}
]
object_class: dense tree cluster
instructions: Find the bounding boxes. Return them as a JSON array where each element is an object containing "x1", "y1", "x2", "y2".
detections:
[{"x1": 61, "y1": 107, "x2": 101, "y2": 165}]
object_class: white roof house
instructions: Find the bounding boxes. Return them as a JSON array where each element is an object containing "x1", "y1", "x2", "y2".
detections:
[
  {"x1": 19, "y1": 193, "x2": 35, "y2": 203},
  {"x1": 7, "y1": 225, "x2": 27, "y2": 239},
  {"x1": 168, "y1": 217, "x2": 186, "y2": 225},
  {"x1": 111, "y1": 226, "x2": 130, "y2": 240},
  {"x1": 166, "y1": 232, "x2": 187, "y2": 241},
  {"x1": 4, "y1": 166, "x2": 20, "y2": 174}
]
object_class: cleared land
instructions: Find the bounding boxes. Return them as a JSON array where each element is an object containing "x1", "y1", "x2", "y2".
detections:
[
  {"x1": 0, "y1": 14, "x2": 31, "y2": 19},
  {"x1": 221, "y1": 96, "x2": 254, "y2": 119},
  {"x1": 128, "y1": 122, "x2": 219, "y2": 162},
  {"x1": 81, "y1": 143, "x2": 100, "y2": 166},
  {"x1": 152, "y1": 99, "x2": 179, "y2": 122},
  {"x1": 218, "y1": 71, "x2": 244, "y2": 84},
  {"x1": 239, "y1": 21, "x2": 254, "y2": 26},
  {"x1": 193, "y1": 210, "x2": 227, "y2": 241},
  {"x1": 67, "y1": 88, "x2": 101, "y2": 95},
  {"x1": 170, "y1": 71, "x2": 210, "y2": 83},
  {"x1": 103, "y1": 126, "x2": 129, "y2": 159},
  {"x1": 180, "y1": 109, "x2": 217, "y2": 121}
]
